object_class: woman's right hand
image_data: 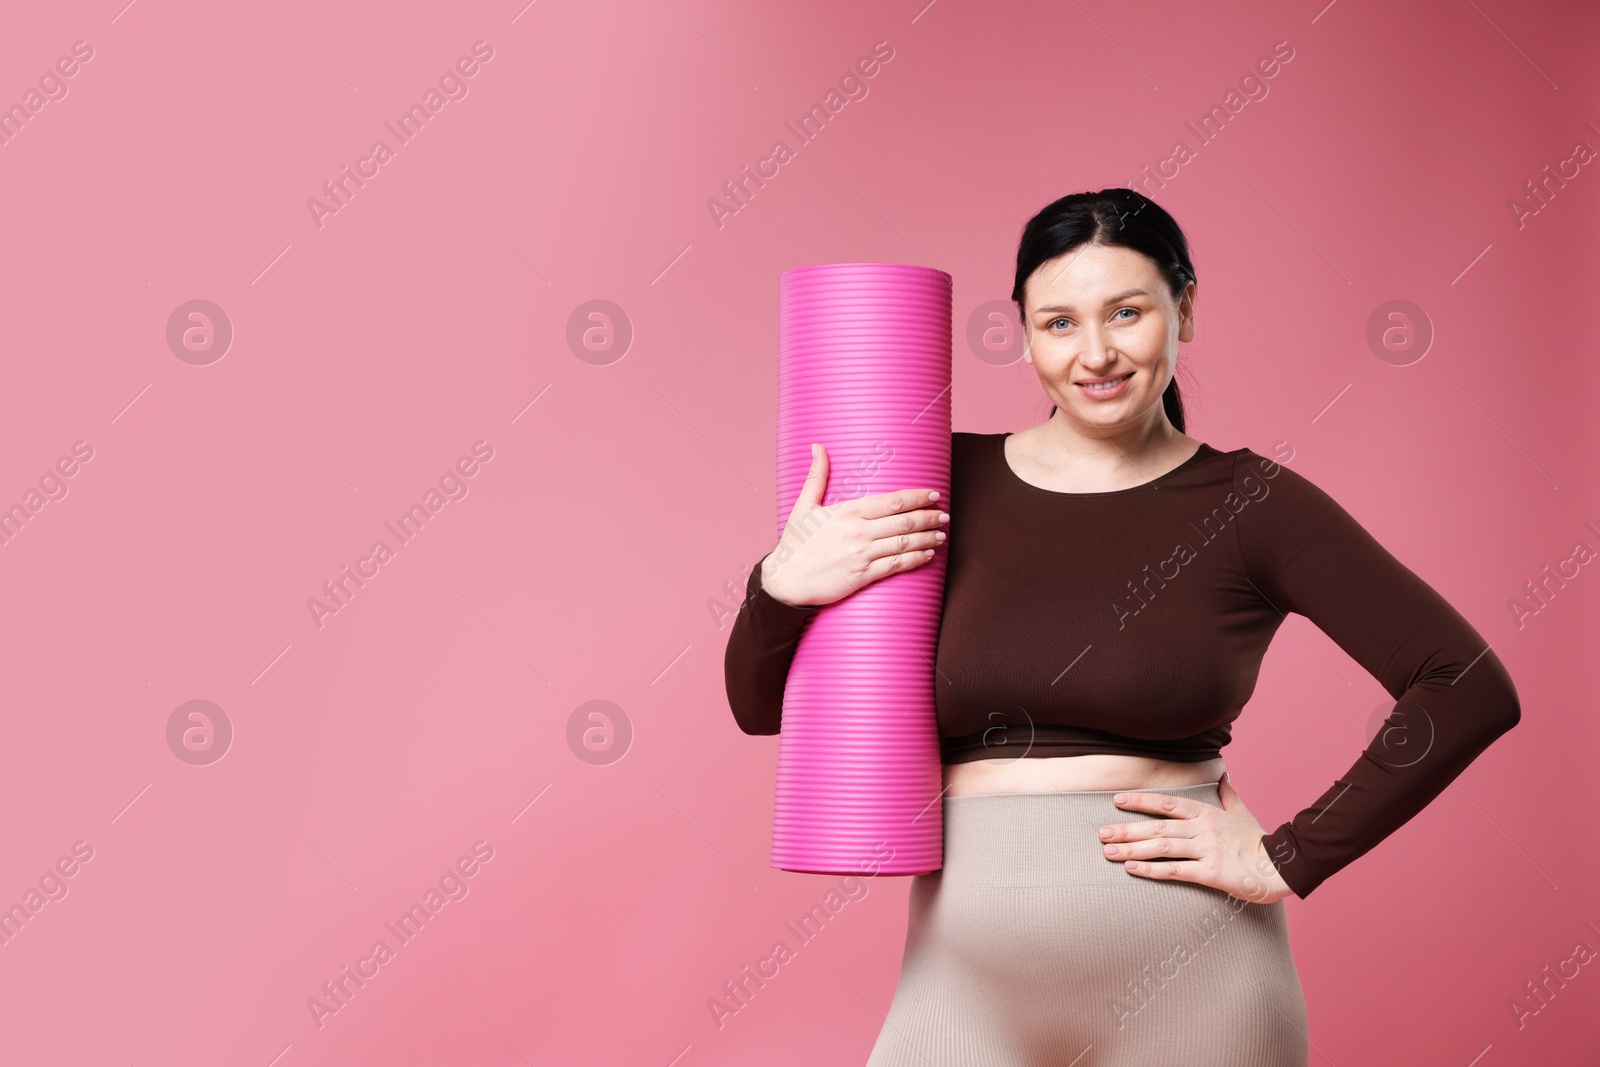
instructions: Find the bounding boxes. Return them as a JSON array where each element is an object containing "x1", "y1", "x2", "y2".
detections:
[{"x1": 760, "y1": 443, "x2": 949, "y2": 609}]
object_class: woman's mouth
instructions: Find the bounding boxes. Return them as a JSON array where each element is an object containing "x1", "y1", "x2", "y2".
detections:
[{"x1": 1076, "y1": 371, "x2": 1134, "y2": 400}]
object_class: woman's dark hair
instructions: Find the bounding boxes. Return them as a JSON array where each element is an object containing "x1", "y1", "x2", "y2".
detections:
[{"x1": 1011, "y1": 188, "x2": 1194, "y2": 433}]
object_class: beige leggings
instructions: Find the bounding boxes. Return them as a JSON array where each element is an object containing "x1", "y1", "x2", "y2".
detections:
[{"x1": 864, "y1": 783, "x2": 1309, "y2": 1067}]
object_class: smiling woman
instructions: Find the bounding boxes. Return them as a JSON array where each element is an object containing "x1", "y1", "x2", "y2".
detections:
[
  {"x1": 724, "y1": 188, "x2": 1520, "y2": 1065},
  {"x1": 1018, "y1": 201, "x2": 1193, "y2": 441}
]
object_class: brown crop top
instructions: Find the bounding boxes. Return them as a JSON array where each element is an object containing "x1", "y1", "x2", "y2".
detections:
[{"x1": 722, "y1": 431, "x2": 1522, "y2": 899}]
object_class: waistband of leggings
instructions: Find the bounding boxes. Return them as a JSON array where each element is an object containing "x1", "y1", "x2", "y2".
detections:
[
  {"x1": 945, "y1": 780, "x2": 1223, "y2": 801},
  {"x1": 933, "y1": 782, "x2": 1225, "y2": 887}
]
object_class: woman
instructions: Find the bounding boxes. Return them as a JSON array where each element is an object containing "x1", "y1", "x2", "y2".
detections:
[{"x1": 722, "y1": 188, "x2": 1521, "y2": 1066}]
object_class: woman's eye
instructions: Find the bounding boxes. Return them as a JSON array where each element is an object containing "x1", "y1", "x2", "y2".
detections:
[{"x1": 1048, "y1": 310, "x2": 1136, "y2": 330}]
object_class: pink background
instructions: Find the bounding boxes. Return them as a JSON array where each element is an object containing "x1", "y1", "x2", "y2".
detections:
[{"x1": 0, "y1": 1, "x2": 1595, "y2": 1064}]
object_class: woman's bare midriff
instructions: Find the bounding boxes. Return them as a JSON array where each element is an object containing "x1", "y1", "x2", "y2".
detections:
[{"x1": 943, "y1": 753, "x2": 1227, "y2": 797}]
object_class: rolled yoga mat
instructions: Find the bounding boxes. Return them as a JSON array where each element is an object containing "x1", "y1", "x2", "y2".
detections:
[{"x1": 771, "y1": 262, "x2": 951, "y2": 876}]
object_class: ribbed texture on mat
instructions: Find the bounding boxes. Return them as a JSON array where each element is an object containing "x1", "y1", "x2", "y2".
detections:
[{"x1": 771, "y1": 262, "x2": 952, "y2": 876}]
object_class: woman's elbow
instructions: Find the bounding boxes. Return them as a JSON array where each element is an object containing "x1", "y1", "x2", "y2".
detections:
[
  {"x1": 729, "y1": 701, "x2": 781, "y2": 737},
  {"x1": 1472, "y1": 649, "x2": 1521, "y2": 735},
  {"x1": 724, "y1": 667, "x2": 782, "y2": 735},
  {"x1": 1495, "y1": 684, "x2": 1521, "y2": 734}
]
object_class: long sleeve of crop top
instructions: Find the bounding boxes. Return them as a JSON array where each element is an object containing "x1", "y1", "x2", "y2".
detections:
[
  {"x1": 1237, "y1": 452, "x2": 1521, "y2": 900},
  {"x1": 723, "y1": 551, "x2": 822, "y2": 736}
]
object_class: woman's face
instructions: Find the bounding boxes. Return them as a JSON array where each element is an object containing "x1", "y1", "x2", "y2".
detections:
[{"x1": 1020, "y1": 242, "x2": 1195, "y2": 436}]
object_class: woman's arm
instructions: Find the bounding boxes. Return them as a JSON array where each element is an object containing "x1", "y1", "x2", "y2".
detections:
[
  {"x1": 1232, "y1": 451, "x2": 1521, "y2": 900},
  {"x1": 723, "y1": 550, "x2": 824, "y2": 735}
]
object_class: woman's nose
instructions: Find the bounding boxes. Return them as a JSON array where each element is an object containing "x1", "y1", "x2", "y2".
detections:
[{"x1": 1075, "y1": 336, "x2": 1114, "y2": 367}]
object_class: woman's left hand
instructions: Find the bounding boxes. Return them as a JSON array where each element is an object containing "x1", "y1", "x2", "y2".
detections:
[{"x1": 1097, "y1": 773, "x2": 1293, "y2": 904}]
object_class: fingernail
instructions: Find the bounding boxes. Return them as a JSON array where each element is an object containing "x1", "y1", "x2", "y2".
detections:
[
  {"x1": 928, "y1": 491, "x2": 939, "y2": 501},
  {"x1": 1113, "y1": 793, "x2": 1128, "y2": 804},
  {"x1": 1098, "y1": 827, "x2": 1113, "y2": 839}
]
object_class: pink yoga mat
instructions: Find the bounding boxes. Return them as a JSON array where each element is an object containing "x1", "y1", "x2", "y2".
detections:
[{"x1": 771, "y1": 262, "x2": 951, "y2": 876}]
